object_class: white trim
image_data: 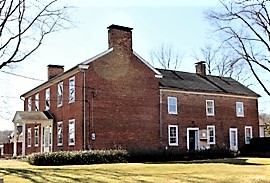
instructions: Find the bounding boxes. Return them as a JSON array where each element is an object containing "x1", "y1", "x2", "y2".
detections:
[
  {"x1": 28, "y1": 97, "x2": 32, "y2": 111},
  {"x1": 27, "y1": 128, "x2": 31, "y2": 147},
  {"x1": 45, "y1": 88, "x2": 50, "y2": 111},
  {"x1": 69, "y1": 76, "x2": 75, "y2": 103},
  {"x1": 206, "y1": 100, "x2": 215, "y2": 116},
  {"x1": 133, "y1": 51, "x2": 163, "y2": 77},
  {"x1": 34, "y1": 126, "x2": 39, "y2": 147},
  {"x1": 35, "y1": 93, "x2": 39, "y2": 111},
  {"x1": 57, "y1": 121, "x2": 63, "y2": 146},
  {"x1": 236, "y1": 102, "x2": 244, "y2": 117},
  {"x1": 187, "y1": 127, "x2": 200, "y2": 150},
  {"x1": 57, "y1": 82, "x2": 63, "y2": 107},
  {"x1": 229, "y1": 128, "x2": 238, "y2": 151},
  {"x1": 168, "y1": 125, "x2": 178, "y2": 146},
  {"x1": 168, "y1": 97, "x2": 177, "y2": 114},
  {"x1": 68, "y1": 119, "x2": 75, "y2": 146},
  {"x1": 160, "y1": 88, "x2": 259, "y2": 99},
  {"x1": 207, "y1": 125, "x2": 215, "y2": 145},
  {"x1": 82, "y1": 48, "x2": 114, "y2": 65},
  {"x1": 245, "y1": 126, "x2": 253, "y2": 144}
]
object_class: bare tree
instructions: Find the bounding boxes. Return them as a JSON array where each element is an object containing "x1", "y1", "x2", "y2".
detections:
[
  {"x1": 150, "y1": 43, "x2": 183, "y2": 70},
  {"x1": 259, "y1": 113, "x2": 270, "y2": 136},
  {"x1": 193, "y1": 43, "x2": 252, "y2": 84},
  {"x1": 0, "y1": 0, "x2": 72, "y2": 70},
  {"x1": 206, "y1": 0, "x2": 270, "y2": 95}
]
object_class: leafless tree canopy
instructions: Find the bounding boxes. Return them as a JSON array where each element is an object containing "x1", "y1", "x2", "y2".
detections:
[
  {"x1": 150, "y1": 43, "x2": 183, "y2": 70},
  {"x1": 0, "y1": 0, "x2": 72, "y2": 70},
  {"x1": 206, "y1": 0, "x2": 270, "y2": 95},
  {"x1": 260, "y1": 113, "x2": 270, "y2": 135}
]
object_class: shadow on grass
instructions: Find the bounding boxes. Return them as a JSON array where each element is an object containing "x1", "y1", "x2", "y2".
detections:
[{"x1": 147, "y1": 158, "x2": 263, "y2": 166}]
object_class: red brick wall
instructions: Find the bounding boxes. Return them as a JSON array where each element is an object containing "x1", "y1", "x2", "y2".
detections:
[{"x1": 161, "y1": 90, "x2": 259, "y2": 150}]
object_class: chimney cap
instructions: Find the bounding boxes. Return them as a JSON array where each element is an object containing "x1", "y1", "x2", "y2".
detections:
[
  {"x1": 195, "y1": 61, "x2": 206, "y2": 65},
  {"x1": 107, "y1": 24, "x2": 133, "y2": 32},
  {"x1": 47, "y1": 64, "x2": 64, "y2": 68}
]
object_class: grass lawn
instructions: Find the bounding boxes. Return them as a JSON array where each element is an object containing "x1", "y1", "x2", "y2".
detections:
[{"x1": 0, "y1": 158, "x2": 270, "y2": 183}]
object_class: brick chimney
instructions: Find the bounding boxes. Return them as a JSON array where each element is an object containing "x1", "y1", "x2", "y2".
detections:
[
  {"x1": 47, "y1": 64, "x2": 64, "y2": 80},
  {"x1": 107, "y1": 24, "x2": 133, "y2": 52},
  {"x1": 195, "y1": 61, "x2": 206, "y2": 76}
]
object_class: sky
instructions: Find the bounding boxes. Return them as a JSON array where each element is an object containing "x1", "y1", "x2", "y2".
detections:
[{"x1": 0, "y1": 0, "x2": 269, "y2": 130}]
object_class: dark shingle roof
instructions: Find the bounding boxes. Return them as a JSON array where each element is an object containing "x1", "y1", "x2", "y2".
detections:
[{"x1": 157, "y1": 69, "x2": 260, "y2": 97}]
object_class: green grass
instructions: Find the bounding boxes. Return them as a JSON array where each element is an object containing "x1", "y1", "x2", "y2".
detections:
[{"x1": 0, "y1": 158, "x2": 270, "y2": 182}]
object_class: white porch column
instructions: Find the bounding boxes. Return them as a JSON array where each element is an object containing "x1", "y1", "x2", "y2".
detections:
[
  {"x1": 22, "y1": 123, "x2": 26, "y2": 157},
  {"x1": 40, "y1": 125, "x2": 43, "y2": 153},
  {"x1": 13, "y1": 122, "x2": 17, "y2": 157}
]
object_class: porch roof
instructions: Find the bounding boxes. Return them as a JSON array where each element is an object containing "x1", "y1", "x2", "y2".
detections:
[{"x1": 12, "y1": 111, "x2": 53, "y2": 124}]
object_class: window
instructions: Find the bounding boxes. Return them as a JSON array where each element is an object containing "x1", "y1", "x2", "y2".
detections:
[
  {"x1": 57, "y1": 122, "x2": 63, "y2": 146},
  {"x1": 57, "y1": 82, "x2": 63, "y2": 107},
  {"x1": 206, "y1": 100, "x2": 215, "y2": 116},
  {"x1": 207, "y1": 125, "x2": 215, "y2": 144},
  {"x1": 27, "y1": 128, "x2": 31, "y2": 147},
  {"x1": 34, "y1": 126, "x2": 39, "y2": 147},
  {"x1": 69, "y1": 119, "x2": 75, "y2": 145},
  {"x1": 168, "y1": 97, "x2": 177, "y2": 114},
  {"x1": 35, "y1": 93, "x2": 39, "y2": 111},
  {"x1": 69, "y1": 77, "x2": 75, "y2": 103},
  {"x1": 245, "y1": 126, "x2": 253, "y2": 144},
  {"x1": 236, "y1": 102, "x2": 244, "y2": 117},
  {"x1": 45, "y1": 88, "x2": 50, "y2": 110},
  {"x1": 168, "y1": 125, "x2": 178, "y2": 146},
  {"x1": 28, "y1": 97, "x2": 32, "y2": 111},
  {"x1": 229, "y1": 128, "x2": 238, "y2": 151}
]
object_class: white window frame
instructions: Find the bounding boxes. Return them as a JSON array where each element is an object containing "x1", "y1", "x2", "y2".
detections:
[
  {"x1": 168, "y1": 97, "x2": 177, "y2": 114},
  {"x1": 206, "y1": 100, "x2": 215, "y2": 116},
  {"x1": 168, "y1": 125, "x2": 178, "y2": 146},
  {"x1": 187, "y1": 127, "x2": 200, "y2": 150},
  {"x1": 69, "y1": 77, "x2": 75, "y2": 103},
  {"x1": 34, "y1": 126, "x2": 39, "y2": 147},
  {"x1": 28, "y1": 97, "x2": 32, "y2": 111},
  {"x1": 27, "y1": 128, "x2": 31, "y2": 147},
  {"x1": 69, "y1": 119, "x2": 75, "y2": 146},
  {"x1": 207, "y1": 125, "x2": 215, "y2": 144},
  {"x1": 45, "y1": 88, "x2": 50, "y2": 110},
  {"x1": 229, "y1": 128, "x2": 238, "y2": 151},
  {"x1": 57, "y1": 122, "x2": 63, "y2": 146},
  {"x1": 245, "y1": 126, "x2": 253, "y2": 144},
  {"x1": 35, "y1": 93, "x2": 39, "y2": 111},
  {"x1": 236, "y1": 102, "x2": 244, "y2": 117},
  {"x1": 57, "y1": 82, "x2": 63, "y2": 107}
]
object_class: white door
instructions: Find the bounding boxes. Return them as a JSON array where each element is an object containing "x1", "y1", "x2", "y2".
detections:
[
  {"x1": 229, "y1": 128, "x2": 238, "y2": 151},
  {"x1": 43, "y1": 126, "x2": 50, "y2": 153}
]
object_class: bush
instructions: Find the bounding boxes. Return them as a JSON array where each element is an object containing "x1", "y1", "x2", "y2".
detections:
[{"x1": 27, "y1": 149, "x2": 129, "y2": 166}]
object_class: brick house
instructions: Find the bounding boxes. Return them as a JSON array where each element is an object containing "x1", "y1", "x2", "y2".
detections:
[{"x1": 11, "y1": 24, "x2": 260, "y2": 157}]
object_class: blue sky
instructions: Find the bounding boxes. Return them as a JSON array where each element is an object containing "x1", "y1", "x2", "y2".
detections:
[{"x1": 0, "y1": 0, "x2": 269, "y2": 130}]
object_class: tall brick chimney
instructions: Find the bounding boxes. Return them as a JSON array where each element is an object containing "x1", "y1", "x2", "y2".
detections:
[
  {"x1": 107, "y1": 24, "x2": 133, "y2": 52},
  {"x1": 195, "y1": 61, "x2": 206, "y2": 77},
  {"x1": 47, "y1": 64, "x2": 64, "y2": 80}
]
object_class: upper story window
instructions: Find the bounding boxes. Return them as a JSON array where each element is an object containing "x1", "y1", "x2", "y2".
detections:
[
  {"x1": 168, "y1": 97, "x2": 177, "y2": 114},
  {"x1": 207, "y1": 125, "x2": 215, "y2": 144},
  {"x1": 206, "y1": 100, "x2": 215, "y2": 116},
  {"x1": 35, "y1": 93, "x2": 39, "y2": 111},
  {"x1": 57, "y1": 122, "x2": 63, "y2": 146},
  {"x1": 57, "y1": 82, "x2": 63, "y2": 107},
  {"x1": 245, "y1": 126, "x2": 252, "y2": 144},
  {"x1": 69, "y1": 77, "x2": 75, "y2": 103},
  {"x1": 28, "y1": 97, "x2": 32, "y2": 111},
  {"x1": 34, "y1": 126, "x2": 39, "y2": 147},
  {"x1": 236, "y1": 102, "x2": 244, "y2": 117},
  {"x1": 168, "y1": 125, "x2": 178, "y2": 146},
  {"x1": 45, "y1": 88, "x2": 50, "y2": 110},
  {"x1": 69, "y1": 119, "x2": 75, "y2": 146}
]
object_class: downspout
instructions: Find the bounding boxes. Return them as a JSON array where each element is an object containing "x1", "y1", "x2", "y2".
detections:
[{"x1": 159, "y1": 89, "x2": 163, "y2": 146}]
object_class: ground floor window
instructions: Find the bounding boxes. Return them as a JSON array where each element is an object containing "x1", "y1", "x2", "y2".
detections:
[
  {"x1": 245, "y1": 126, "x2": 252, "y2": 144},
  {"x1": 229, "y1": 128, "x2": 238, "y2": 151},
  {"x1": 168, "y1": 125, "x2": 178, "y2": 146},
  {"x1": 57, "y1": 122, "x2": 63, "y2": 146},
  {"x1": 207, "y1": 125, "x2": 215, "y2": 145},
  {"x1": 27, "y1": 128, "x2": 31, "y2": 147},
  {"x1": 34, "y1": 126, "x2": 39, "y2": 147},
  {"x1": 69, "y1": 119, "x2": 75, "y2": 146}
]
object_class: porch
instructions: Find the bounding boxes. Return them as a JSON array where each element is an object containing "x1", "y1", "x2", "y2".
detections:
[{"x1": 12, "y1": 111, "x2": 53, "y2": 157}]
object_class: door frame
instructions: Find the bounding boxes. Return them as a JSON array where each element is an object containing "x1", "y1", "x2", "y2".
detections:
[
  {"x1": 187, "y1": 127, "x2": 200, "y2": 150},
  {"x1": 229, "y1": 128, "x2": 238, "y2": 151}
]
